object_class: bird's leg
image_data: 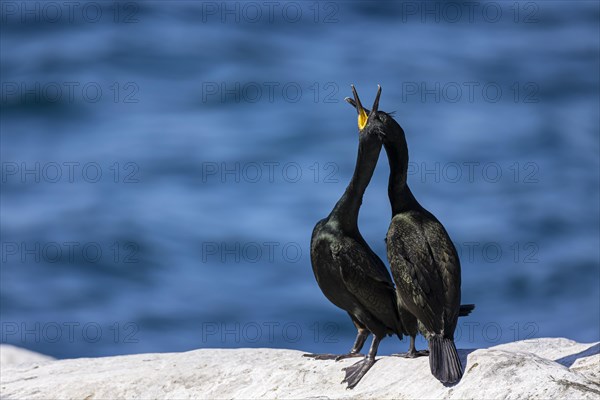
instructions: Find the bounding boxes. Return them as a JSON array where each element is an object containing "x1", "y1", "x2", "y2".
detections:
[
  {"x1": 303, "y1": 329, "x2": 368, "y2": 361},
  {"x1": 335, "y1": 328, "x2": 368, "y2": 360},
  {"x1": 341, "y1": 334, "x2": 381, "y2": 389},
  {"x1": 392, "y1": 335, "x2": 429, "y2": 358}
]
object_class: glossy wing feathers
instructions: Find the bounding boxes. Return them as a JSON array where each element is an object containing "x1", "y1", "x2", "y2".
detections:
[
  {"x1": 387, "y1": 214, "x2": 446, "y2": 334},
  {"x1": 333, "y1": 239, "x2": 401, "y2": 334}
]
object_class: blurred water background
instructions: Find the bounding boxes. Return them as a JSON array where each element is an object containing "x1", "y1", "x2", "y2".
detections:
[{"x1": 1, "y1": 1, "x2": 599, "y2": 359}]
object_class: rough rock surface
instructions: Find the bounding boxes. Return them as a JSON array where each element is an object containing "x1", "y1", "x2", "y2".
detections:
[
  {"x1": 1, "y1": 338, "x2": 598, "y2": 399},
  {"x1": 0, "y1": 345, "x2": 54, "y2": 366}
]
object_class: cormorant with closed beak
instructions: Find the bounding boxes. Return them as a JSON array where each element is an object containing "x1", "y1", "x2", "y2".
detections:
[{"x1": 345, "y1": 92, "x2": 473, "y2": 385}]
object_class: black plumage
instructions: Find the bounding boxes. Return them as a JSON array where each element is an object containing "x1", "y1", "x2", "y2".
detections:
[
  {"x1": 381, "y1": 111, "x2": 466, "y2": 385},
  {"x1": 345, "y1": 89, "x2": 473, "y2": 385},
  {"x1": 305, "y1": 86, "x2": 403, "y2": 389}
]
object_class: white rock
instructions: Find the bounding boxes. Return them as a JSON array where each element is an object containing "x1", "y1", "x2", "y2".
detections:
[
  {"x1": 0, "y1": 344, "x2": 54, "y2": 367},
  {"x1": 1, "y1": 338, "x2": 598, "y2": 399}
]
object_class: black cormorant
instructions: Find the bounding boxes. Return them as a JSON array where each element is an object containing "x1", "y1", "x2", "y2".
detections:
[
  {"x1": 304, "y1": 85, "x2": 404, "y2": 389},
  {"x1": 379, "y1": 105, "x2": 468, "y2": 385},
  {"x1": 344, "y1": 94, "x2": 475, "y2": 370}
]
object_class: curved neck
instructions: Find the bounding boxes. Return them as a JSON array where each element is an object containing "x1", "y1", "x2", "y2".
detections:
[
  {"x1": 385, "y1": 138, "x2": 420, "y2": 215},
  {"x1": 329, "y1": 137, "x2": 381, "y2": 232}
]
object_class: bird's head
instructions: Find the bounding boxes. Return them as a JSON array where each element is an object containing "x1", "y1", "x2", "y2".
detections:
[{"x1": 345, "y1": 85, "x2": 405, "y2": 144}]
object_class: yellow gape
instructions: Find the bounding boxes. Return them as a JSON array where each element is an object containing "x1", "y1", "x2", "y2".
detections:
[{"x1": 358, "y1": 108, "x2": 368, "y2": 130}]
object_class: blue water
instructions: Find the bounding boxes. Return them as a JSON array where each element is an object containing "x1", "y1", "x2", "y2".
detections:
[{"x1": 1, "y1": 1, "x2": 599, "y2": 359}]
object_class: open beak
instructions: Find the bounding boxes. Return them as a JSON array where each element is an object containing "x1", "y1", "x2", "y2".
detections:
[
  {"x1": 344, "y1": 84, "x2": 382, "y2": 131},
  {"x1": 343, "y1": 96, "x2": 356, "y2": 107},
  {"x1": 351, "y1": 85, "x2": 368, "y2": 130},
  {"x1": 371, "y1": 85, "x2": 381, "y2": 114}
]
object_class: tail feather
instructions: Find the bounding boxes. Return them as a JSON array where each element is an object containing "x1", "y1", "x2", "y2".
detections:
[
  {"x1": 429, "y1": 336, "x2": 463, "y2": 385},
  {"x1": 458, "y1": 304, "x2": 475, "y2": 317}
]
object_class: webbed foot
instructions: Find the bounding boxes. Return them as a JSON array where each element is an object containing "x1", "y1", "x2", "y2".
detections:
[
  {"x1": 391, "y1": 349, "x2": 429, "y2": 358},
  {"x1": 303, "y1": 352, "x2": 363, "y2": 361},
  {"x1": 303, "y1": 353, "x2": 337, "y2": 360},
  {"x1": 341, "y1": 357, "x2": 376, "y2": 389}
]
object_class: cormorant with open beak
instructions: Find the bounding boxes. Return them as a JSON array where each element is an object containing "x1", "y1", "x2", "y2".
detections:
[
  {"x1": 305, "y1": 85, "x2": 405, "y2": 389},
  {"x1": 346, "y1": 88, "x2": 473, "y2": 385}
]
